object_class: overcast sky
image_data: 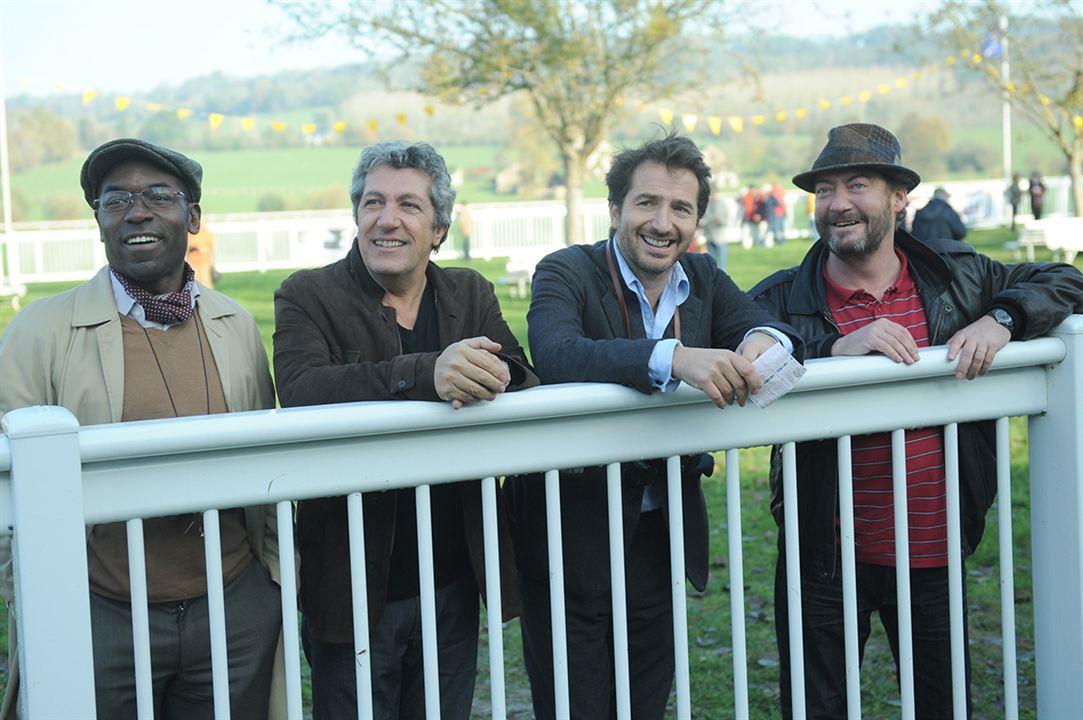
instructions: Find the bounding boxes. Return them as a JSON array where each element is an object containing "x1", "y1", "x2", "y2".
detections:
[{"x1": 1, "y1": 0, "x2": 969, "y2": 99}]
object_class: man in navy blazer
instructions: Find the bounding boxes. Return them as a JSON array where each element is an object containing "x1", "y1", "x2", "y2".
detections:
[{"x1": 509, "y1": 133, "x2": 803, "y2": 718}]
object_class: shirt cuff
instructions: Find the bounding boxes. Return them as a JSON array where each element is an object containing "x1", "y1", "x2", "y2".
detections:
[
  {"x1": 743, "y1": 326, "x2": 793, "y2": 354},
  {"x1": 648, "y1": 338, "x2": 682, "y2": 392}
]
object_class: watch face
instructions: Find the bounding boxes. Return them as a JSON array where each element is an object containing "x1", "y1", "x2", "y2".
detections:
[{"x1": 992, "y1": 308, "x2": 1014, "y2": 329}]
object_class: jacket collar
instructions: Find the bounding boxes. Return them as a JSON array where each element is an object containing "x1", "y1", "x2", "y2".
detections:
[
  {"x1": 345, "y1": 237, "x2": 463, "y2": 333},
  {"x1": 585, "y1": 239, "x2": 703, "y2": 341},
  {"x1": 785, "y1": 228, "x2": 952, "y2": 316}
]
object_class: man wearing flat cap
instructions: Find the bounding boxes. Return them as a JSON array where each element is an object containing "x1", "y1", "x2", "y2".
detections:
[
  {"x1": 0, "y1": 139, "x2": 283, "y2": 719},
  {"x1": 751, "y1": 123, "x2": 1083, "y2": 718}
]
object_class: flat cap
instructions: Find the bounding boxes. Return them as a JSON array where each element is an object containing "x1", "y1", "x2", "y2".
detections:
[{"x1": 80, "y1": 138, "x2": 202, "y2": 208}]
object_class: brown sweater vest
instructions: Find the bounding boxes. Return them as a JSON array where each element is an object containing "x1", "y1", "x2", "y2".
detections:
[{"x1": 86, "y1": 314, "x2": 253, "y2": 602}]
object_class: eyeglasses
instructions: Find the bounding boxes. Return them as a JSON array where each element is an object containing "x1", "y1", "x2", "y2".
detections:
[{"x1": 93, "y1": 187, "x2": 187, "y2": 213}]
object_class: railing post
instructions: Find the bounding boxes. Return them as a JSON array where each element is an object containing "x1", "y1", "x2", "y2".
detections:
[
  {"x1": 3, "y1": 406, "x2": 96, "y2": 717},
  {"x1": 1029, "y1": 315, "x2": 1083, "y2": 716}
]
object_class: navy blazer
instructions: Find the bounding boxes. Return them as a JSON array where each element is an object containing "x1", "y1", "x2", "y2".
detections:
[{"x1": 509, "y1": 240, "x2": 803, "y2": 597}]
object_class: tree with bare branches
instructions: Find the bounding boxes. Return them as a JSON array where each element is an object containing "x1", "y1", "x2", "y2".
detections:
[
  {"x1": 278, "y1": 0, "x2": 725, "y2": 245},
  {"x1": 929, "y1": 0, "x2": 1083, "y2": 216}
]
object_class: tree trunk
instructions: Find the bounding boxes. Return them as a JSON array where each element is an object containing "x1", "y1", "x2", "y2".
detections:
[{"x1": 563, "y1": 151, "x2": 586, "y2": 246}]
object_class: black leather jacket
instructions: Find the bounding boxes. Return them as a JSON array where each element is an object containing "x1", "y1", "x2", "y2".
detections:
[{"x1": 749, "y1": 230, "x2": 1083, "y2": 576}]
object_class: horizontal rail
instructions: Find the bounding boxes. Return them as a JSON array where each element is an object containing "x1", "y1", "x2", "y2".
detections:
[{"x1": 0, "y1": 333, "x2": 1066, "y2": 530}]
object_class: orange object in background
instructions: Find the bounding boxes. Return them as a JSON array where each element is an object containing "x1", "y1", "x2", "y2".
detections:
[{"x1": 187, "y1": 224, "x2": 216, "y2": 288}]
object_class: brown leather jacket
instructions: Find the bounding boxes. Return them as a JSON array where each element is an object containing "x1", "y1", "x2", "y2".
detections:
[{"x1": 273, "y1": 240, "x2": 537, "y2": 643}]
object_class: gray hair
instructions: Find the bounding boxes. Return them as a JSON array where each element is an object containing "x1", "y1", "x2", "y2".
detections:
[{"x1": 350, "y1": 142, "x2": 457, "y2": 246}]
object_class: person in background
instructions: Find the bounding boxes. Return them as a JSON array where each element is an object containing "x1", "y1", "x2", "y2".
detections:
[
  {"x1": 911, "y1": 186, "x2": 967, "y2": 242},
  {"x1": 187, "y1": 222, "x2": 217, "y2": 288},
  {"x1": 456, "y1": 201, "x2": 473, "y2": 261},
  {"x1": 751, "y1": 122, "x2": 1083, "y2": 719},
  {"x1": 1028, "y1": 172, "x2": 1046, "y2": 220},
  {"x1": 740, "y1": 183, "x2": 765, "y2": 247},
  {"x1": 1005, "y1": 173, "x2": 1023, "y2": 231},
  {"x1": 763, "y1": 183, "x2": 788, "y2": 246},
  {"x1": 701, "y1": 186, "x2": 730, "y2": 269}
]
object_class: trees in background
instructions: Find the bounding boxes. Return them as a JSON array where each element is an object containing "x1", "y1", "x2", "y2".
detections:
[
  {"x1": 929, "y1": 0, "x2": 1083, "y2": 215},
  {"x1": 280, "y1": 0, "x2": 726, "y2": 245}
]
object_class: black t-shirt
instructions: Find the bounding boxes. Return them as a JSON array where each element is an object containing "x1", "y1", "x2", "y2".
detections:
[{"x1": 387, "y1": 284, "x2": 472, "y2": 600}]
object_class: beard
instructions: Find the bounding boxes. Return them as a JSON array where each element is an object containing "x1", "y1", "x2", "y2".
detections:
[{"x1": 818, "y1": 205, "x2": 895, "y2": 262}]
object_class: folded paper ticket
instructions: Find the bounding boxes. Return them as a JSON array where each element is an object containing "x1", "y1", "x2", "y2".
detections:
[{"x1": 749, "y1": 342, "x2": 806, "y2": 408}]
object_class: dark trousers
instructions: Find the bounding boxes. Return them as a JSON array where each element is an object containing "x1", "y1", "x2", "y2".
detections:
[
  {"x1": 90, "y1": 558, "x2": 281, "y2": 720},
  {"x1": 775, "y1": 556, "x2": 971, "y2": 719},
  {"x1": 303, "y1": 575, "x2": 480, "y2": 720},
  {"x1": 520, "y1": 510, "x2": 675, "y2": 719}
]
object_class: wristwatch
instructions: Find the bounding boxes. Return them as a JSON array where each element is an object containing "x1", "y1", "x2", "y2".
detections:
[{"x1": 988, "y1": 307, "x2": 1016, "y2": 336}]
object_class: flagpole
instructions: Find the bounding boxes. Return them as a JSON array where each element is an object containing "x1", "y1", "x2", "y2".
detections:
[{"x1": 1000, "y1": 14, "x2": 1012, "y2": 184}]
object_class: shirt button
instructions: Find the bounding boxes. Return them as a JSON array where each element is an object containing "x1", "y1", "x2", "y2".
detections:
[{"x1": 397, "y1": 379, "x2": 407, "y2": 389}]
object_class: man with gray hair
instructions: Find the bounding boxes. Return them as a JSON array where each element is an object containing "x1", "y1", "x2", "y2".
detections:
[{"x1": 273, "y1": 141, "x2": 537, "y2": 719}]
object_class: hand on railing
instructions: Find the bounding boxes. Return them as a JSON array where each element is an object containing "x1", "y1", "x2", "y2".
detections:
[
  {"x1": 434, "y1": 337, "x2": 511, "y2": 410},
  {"x1": 831, "y1": 318, "x2": 920, "y2": 365},
  {"x1": 672, "y1": 345, "x2": 762, "y2": 409},
  {"x1": 946, "y1": 316, "x2": 1012, "y2": 380}
]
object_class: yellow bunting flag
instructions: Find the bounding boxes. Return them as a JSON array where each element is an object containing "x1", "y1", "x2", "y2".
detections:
[
  {"x1": 145, "y1": 102, "x2": 162, "y2": 112},
  {"x1": 367, "y1": 119, "x2": 378, "y2": 137},
  {"x1": 894, "y1": 77, "x2": 907, "y2": 89},
  {"x1": 840, "y1": 96, "x2": 854, "y2": 106},
  {"x1": 818, "y1": 99, "x2": 831, "y2": 109},
  {"x1": 271, "y1": 121, "x2": 288, "y2": 133},
  {"x1": 1006, "y1": 81, "x2": 1017, "y2": 93},
  {"x1": 82, "y1": 89, "x2": 97, "y2": 105},
  {"x1": 1073, "y1": 115, "x2": 1083, "y2": 130},
  {"x1": 115, "y1": 97, "x2": 130, "y2": 111},
  {"x1": 177, "y1": 108, "x2": 193, "y2": 120},
  {"x1": 208, "y1": 113, "x2": 225, "y2": 129},
  {"x1": 972, "y1": 53, "x2": 983, "y2": 64},
  {"x1": 659, "y1": 108, "x2": 674, "y2": 125},
  {"x1": 1040, "y1": 95, "x2": 1051, "y2": 106},
  {"x1": 913, "y1": 71, "x2": 923, "y2": 80},
  {"x1": 302, "y1": 123, "x2": 317, "y2": 134},
  {"x1": 394, "y1": 113, "x2": 407, "y2": 125},
  {"x1": 707, "y1": 116, "x2": 722, "y2": 135},
  {"x1": 946, "y1": 55, "x2": 956, "y2": 65},
  {"x1": 878, "y1": 84, "x2": 890, "y2": 95},
  {"x1": 774, "y1": 111, "x2": 787, "y2": 122},
  {"x1": 752, "y1": 114, "x2": 766, "y2": 125},
  {"x1": 795, "y1": 107, "x2": 808, "y2": 119},
  {"x1": 961, "y1": 49, "x2": 971, "y2": 58},
  {"x1": 423, "y1": 104, "x2": 434, "y2": 116},
  {"x1": 728, "y1": 116, "x2": 744, "y2": 133},
  {"x1": 681, "y1": 114, "x2": 697, "y2": 132},
  {"x1": 333, "y1": 121, "x2": 347, "y2": 133},
  {"x1": 614, "y1": 96, "x2": 625, "y2": 107},
  {"x1": 858, "y1": 91, "x2": 871, "y2": 103},
  {"x1": 241, "y1": 117, "x2": 256, "y2": 132}
]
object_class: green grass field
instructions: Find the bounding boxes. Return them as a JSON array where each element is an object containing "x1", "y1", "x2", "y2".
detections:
[{"x1": 0, "y1": 227, "x2": 1071, "y2": 717}]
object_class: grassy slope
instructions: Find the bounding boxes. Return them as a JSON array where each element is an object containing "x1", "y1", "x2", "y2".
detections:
[{"x1": 0, "y1": 227, "x2": 1071, "y2": 717}]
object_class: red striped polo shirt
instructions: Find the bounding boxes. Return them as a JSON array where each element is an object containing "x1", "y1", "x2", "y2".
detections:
[{"x1": 824, "y1": 250, "x2": 948, "y2": 568}]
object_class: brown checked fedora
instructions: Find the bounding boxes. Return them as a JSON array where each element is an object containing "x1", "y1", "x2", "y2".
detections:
[{"x1": 793, "y1": 123, "x2": 921, "y2": 193}]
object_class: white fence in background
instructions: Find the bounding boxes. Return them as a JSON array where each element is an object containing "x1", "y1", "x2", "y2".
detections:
[
  {"x1": 0, "y1": 176, "x2": 1075, "y2": 292},
  {"x1": 1, "y1": 316, "x2": 1081, "y2": 719}
]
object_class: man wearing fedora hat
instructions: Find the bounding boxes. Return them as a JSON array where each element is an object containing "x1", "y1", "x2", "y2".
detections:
[
  {"x1": 0, "y1": 139, "x2": 283, "y2": 719},
  {"x1": 751, "y1": 123, "x2": 1083, "y2": 718}
]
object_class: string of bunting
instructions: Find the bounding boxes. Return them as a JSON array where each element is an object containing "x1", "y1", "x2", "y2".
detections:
[
  {"x1": 655, "y1": 49, "x2": 1083, "y2": 135},
  {"x1": 18, "y1": 48, "x2": 1083, "y2": 139}
]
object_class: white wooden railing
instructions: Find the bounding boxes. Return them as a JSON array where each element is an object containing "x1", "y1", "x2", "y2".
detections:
[{"x1": 0, "y1": 316, "x2": 1081, "y2": 718}]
